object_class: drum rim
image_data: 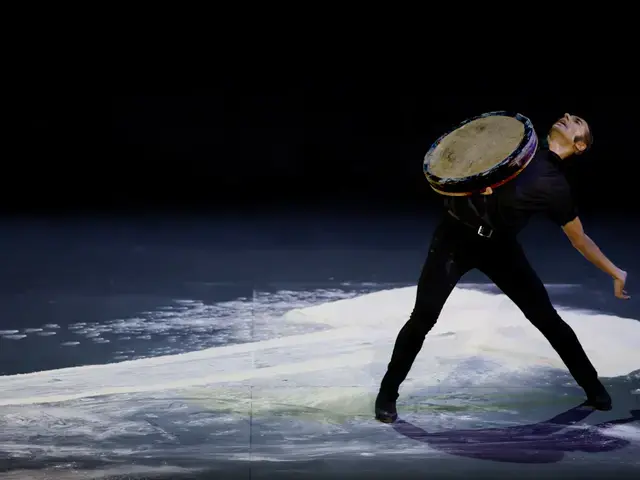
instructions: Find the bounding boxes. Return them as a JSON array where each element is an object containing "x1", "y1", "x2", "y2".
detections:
[{"x1": 423, "y1": 111, "x2": 537, "y2": 195}]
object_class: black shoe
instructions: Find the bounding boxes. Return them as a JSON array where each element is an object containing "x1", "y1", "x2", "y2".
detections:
[
  {"x1": 583, "y1": 382, "x2": 613, "y2": 411},
  {"x1": 374, "y1": 391, "x2": 398, "y2": 423}
]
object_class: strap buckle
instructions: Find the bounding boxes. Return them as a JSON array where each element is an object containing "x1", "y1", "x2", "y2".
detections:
[{"x1": 477, "y1": 225, "x2": 493, "y2": 238}]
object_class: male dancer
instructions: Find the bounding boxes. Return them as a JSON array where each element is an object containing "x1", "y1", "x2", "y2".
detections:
[{"x1": 375, "y1": 113, "x2": 629, "y2": 423}]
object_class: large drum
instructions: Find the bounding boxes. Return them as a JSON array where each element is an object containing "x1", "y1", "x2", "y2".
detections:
[{"x1": 423, "y1": 111, "x2": 538, "y2": 196}]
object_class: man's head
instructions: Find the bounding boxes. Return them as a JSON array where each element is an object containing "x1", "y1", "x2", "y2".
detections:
[{"x1": 547, "y1": 113, "x2": 593, "y2": 159}]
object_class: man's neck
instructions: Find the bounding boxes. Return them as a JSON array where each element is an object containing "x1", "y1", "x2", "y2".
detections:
[{"x1": 547, "y1": 137, "x2": 573, "y2": 160}]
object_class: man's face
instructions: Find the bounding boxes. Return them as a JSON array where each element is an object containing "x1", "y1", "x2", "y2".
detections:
[{"x1": 550, "y1": 113, "x2": 590, "y2": 153}]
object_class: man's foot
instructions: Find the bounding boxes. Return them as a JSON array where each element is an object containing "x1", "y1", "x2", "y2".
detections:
[
  {"x1": 583, "y1": 382, "x2": 613, "y2": 411},
  {"x1": 374, "y1": 391, "x2": 398, "y2": 423}
]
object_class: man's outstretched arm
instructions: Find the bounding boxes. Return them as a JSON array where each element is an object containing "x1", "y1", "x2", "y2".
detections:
[{"x1": 562, "y1": 216, "x2": 630, "y2": 299}]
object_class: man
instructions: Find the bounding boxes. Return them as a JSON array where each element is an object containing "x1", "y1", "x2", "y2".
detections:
[{"x1": 375, "y1": 113, "x2": 629, "y2": 423}]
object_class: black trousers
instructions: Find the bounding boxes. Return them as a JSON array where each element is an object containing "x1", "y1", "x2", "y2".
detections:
[{"x1": 379, "y1": 214, "x2": 600, "y2": 397}]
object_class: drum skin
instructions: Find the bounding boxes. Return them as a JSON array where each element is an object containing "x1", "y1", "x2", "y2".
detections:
[{"x1": 423, "y1": 111, "x2": 538, "y2": 196}]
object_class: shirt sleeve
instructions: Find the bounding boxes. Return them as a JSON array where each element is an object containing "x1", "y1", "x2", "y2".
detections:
[{"x1": 546, "y1": 180, "x2": 578, "y2": 227}]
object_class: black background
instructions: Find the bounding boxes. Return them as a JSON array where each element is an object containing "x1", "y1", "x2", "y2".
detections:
[{"x1": 15, "y1": 82, "x2": 640, "y2": 217}]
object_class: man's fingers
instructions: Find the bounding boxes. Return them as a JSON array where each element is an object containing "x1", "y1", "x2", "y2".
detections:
[{"x1": 613, "y1": 272, "x2": 629, "y2": 299}]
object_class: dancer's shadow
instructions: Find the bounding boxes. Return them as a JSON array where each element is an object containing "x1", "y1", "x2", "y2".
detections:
[{"x1": 393, "y1": 405, "x2": 640, "y2": 464}]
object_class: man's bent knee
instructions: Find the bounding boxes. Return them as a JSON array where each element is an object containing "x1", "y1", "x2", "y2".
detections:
[
  {"x1": 518, "y1": 296, "x2": 558, "y2": 323},
  {"x1": 407, "y1": 306, "x2": 440, "y2": 335},
  {"x1": 524, "y1": 306, "x2": 577, "y2": 337}
]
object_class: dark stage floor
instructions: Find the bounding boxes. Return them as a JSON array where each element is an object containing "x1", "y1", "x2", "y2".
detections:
[{"x1": 0, "y1": 212, "x2": 638, "y2": 479}]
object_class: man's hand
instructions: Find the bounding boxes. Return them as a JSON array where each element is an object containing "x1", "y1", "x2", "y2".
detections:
[
  {"x1": 613, "y1": 269, "x2": 630, "y2": 300},
  {"x1": 562, "y1": 217, "x2": 630, "y2": 300}
]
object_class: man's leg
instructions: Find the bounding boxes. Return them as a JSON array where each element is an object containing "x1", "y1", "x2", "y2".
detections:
[
  {"x1": 479, "y1": 240, "x2": 611, "y2": 410},
  {"x1": 376, "y1": 219, "x2": 472, "y2": 422}
]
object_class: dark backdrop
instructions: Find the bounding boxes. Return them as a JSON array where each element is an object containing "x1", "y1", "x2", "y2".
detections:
[{"x1": 15, "y1": 84, "x2": 640, "y2": 216}]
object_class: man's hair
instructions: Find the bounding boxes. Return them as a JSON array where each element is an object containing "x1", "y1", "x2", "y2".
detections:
[{"x1": 574, "y1": 123, "x2": 593, "y2": 154}]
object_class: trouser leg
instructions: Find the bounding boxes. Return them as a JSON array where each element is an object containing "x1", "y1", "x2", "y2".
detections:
[
  {"x1": 478, "y1": 240, "x2": 600, "y2": 390},
  {"x1": 379, "y1": 220, "x2": 471, "y2": 397}
]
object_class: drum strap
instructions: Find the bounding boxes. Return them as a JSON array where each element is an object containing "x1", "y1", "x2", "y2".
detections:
[
  {"x1": 446, "y1": 195, "x2": 499, "y2": 238},
  {"x1": 467, "y1": 196, "x2": 495, "y2": 229},
  {"x1": 447, "y1": 210, "x2": 495, "y2": 238}
]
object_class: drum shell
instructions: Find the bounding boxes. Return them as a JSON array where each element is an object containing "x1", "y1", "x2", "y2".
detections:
[{"x1": 423, "y1": 111, "x2": 538, "y2": 196}]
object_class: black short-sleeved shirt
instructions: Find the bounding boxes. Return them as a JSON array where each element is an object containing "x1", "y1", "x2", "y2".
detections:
[{"x1": 445, "y1": 147, "x2": 578, "y2": 235}]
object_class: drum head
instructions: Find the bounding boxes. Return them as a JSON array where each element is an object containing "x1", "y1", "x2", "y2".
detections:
[{"x1": 423, "y1": 111, "x2": 538, "y2": 196}]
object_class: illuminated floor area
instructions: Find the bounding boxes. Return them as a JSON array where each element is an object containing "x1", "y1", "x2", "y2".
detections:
[{"x1": 1, "y1": 286, "x2": 639, "y2": 479}]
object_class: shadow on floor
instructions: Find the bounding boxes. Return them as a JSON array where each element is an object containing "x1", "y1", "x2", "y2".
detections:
[{"x1": 393, "y1": 405, "x2": 640, "y2": 464}]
